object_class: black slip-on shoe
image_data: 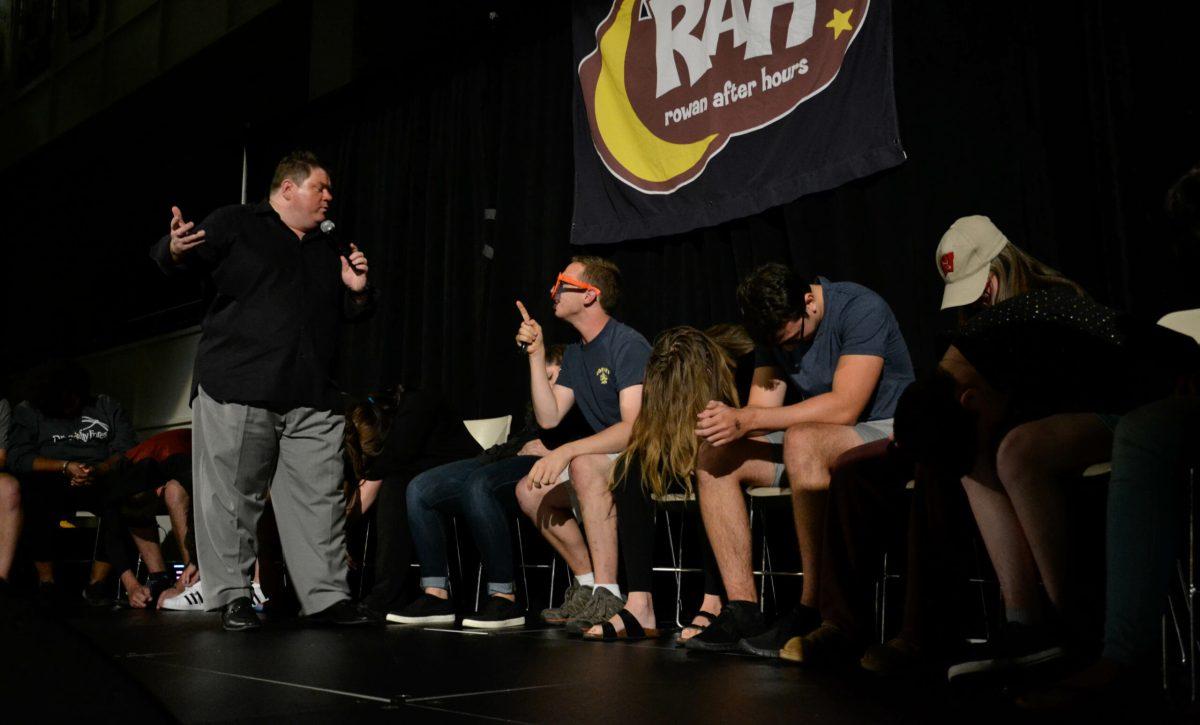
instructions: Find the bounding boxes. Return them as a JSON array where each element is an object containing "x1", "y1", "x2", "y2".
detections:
[
  {"x1": 222, "y1": 596, "x2": 262, "y2": 631},
  {"x1": 385, "y1": 593, "x2": 456, "y2": 625},
  {"x1": 462, "y1": 595, "x2": 526, "y2": 629}
]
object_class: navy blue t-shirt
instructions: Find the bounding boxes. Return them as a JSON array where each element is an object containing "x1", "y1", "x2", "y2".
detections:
[
  {"x1": 557, "y1": 319, "x2": 652, "y2": 433},
  {"x1": 754, "y1": 277, "x2": 914, "y2": 422}
]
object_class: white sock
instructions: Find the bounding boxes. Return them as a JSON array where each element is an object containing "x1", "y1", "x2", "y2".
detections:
[
  {"x1": 595, "y1": 582, "x2": 622, "y2": 599},
  {"x1": 575, "y1": 573, "x2": 594, "y2": 587}
]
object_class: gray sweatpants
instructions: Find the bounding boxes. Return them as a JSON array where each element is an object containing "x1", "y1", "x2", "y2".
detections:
[{"x1": 192, "y1": 387, "x2": 349, "y2": 614}]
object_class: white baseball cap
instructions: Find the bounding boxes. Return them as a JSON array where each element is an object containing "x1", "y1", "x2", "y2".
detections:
[{"x1": 936, "y1": 216, "x2": 1010, "y2": 310}]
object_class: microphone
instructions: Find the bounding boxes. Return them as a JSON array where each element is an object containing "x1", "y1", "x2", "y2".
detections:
[{"x1": 320, "y1": 220, "x2": 361, "y2": 272}]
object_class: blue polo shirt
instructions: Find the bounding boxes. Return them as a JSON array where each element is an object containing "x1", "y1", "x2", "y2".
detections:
[{"x1": 754, "y1": 277, "x2": 914, "y2": 421}]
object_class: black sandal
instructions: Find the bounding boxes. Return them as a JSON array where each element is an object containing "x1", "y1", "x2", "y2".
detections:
[
  {"x1": 675, "y1": 610, "x2": 719, "y2": 647},
  {"x1": 583, "y1": 608, "x2": 661, "y2": 641}
]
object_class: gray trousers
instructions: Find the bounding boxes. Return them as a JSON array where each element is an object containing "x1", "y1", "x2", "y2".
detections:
[{"x1": 192, "y1": 386, "x2": 349, "y2": 614}]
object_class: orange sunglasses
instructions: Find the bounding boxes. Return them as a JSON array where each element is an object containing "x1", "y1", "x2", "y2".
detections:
[{"x1": 549, "y1": 273, "x2": 599, "y2": 299}]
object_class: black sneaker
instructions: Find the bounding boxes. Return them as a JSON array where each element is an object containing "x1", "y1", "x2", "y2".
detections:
[
  {"x1": 222, "y1": 596, "x2": 262, "y2": 631},
  {"x1": 684, "y1": 600, "x2": 767, "y2": 652},
  {"x1": 462, "y1": 595, "x2": 526, "y2": 629},
  {"x1": 738, "y1": 605, "x2": 821, "y2": 658},
  {"x1": 308, "y1": 599, "x2": 378, "y2": 626},
  {"x1": 385, "y1": 593, "x2": 456, "y2": 625},
  {"x1": 947, "y1": 621, "x2": 1066, "y2": 684},
  {"x1": 81, "y1": 580, "x2": 114, "y2": 608}
]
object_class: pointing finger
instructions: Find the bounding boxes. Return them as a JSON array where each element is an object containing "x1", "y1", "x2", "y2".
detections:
[{"x1": 515, "y1": 300, "x2": 531, "y2": 322}]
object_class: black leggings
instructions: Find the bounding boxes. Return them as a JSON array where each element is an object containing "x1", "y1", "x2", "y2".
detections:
[{"x1": 612, "y1": 463, "x2": 722, "y2": 597}]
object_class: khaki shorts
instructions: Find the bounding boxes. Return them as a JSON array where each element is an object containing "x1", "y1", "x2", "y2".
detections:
[
  {"x1": 766, "y1": 419, "x2": 894, "y2": 485},
  {"x1": 560, "y1": 452, "x2": 622, "y2": 519}
]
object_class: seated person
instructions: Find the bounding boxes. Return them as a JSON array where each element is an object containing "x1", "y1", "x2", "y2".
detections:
[
  {"x1": 799, "y1": 216, "x2": 1094, "y2": 670},
  {"x1": 6, "y1": 360, "x2": 139, "y2": 607},
  {"x1": 512, "y1": 257, "x2": 651, "y2": 629},
  {"x1": 391, "y1": 345, "x2": 587, "y2": 628},
  {"x1": 894, "y1": 287, "x2": 1200, "y2": 685},
  {"x1": 343, "y1": 384, "x2": 482, "y2": 619},
  {"x1": 584, "y1": 326, "x2": 737, "y2": 642},
  {"x1": 0, "y1": 396, "x2": 17, "y2": 588},
  {"x1": 686, "y1": 263, "x2": 915, "y2": 652},
  {"x1": 97, "y1": 427, "x2": 194, "y2": 609},
  {"x1": 1020, "y1": 163, "x2": 1200, "y2": 710}
]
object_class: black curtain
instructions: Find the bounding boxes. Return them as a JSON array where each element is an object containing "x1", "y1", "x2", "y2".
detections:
[
  {"x1": 2, "y1": 1, "x2": 1196, "y2": 419},
  {"x1": 279, "y1": 1, "x2": 1199, "y2": 420}
]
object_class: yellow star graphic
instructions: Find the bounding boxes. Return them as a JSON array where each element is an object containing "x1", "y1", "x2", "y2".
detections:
[{"x1": 826, "y1": 8, "x2": 854, "y2": 40}]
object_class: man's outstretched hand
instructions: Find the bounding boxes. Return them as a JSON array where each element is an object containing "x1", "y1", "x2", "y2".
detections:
[{"x1": 168, "y1": 206, "x2": 206, "y2": 263}]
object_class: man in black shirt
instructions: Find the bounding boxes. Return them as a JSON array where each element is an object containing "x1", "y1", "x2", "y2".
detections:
[{"x1": 151, "y1": 151, "x2": 374, "y2": 630}]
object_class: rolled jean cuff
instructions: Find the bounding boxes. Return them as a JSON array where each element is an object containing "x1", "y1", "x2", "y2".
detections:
[
  {"x1": 486, "y1": 581, "x2": 515, "y2": 595},
  {"x1": 420, "y1": 576, "x2": 448, "y2": 590}
]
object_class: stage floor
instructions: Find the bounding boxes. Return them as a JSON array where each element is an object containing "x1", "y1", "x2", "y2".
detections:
[{"x1": 20, "y1": 606, "x2": 1091, "y2": 724}]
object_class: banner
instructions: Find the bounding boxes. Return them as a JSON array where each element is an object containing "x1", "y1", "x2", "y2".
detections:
[{"x1": 571, "y1": 0, "x2": 904, "y2": 245}]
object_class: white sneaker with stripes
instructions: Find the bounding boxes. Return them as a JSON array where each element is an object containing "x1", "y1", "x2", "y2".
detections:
[
  {"x1": 252, "y1": 581, "x2": 269, "y2": 612},
  {"x1": 161, "y1": 582, "x2": 204, "y2": 611}
]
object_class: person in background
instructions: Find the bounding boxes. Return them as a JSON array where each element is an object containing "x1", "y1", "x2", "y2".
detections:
[
  {"x1": 5, "y1": 360, "x2": 137, "y2": 607},
  {"x1": 342, "y1": 383, "x2": 482, "y2": 620}
]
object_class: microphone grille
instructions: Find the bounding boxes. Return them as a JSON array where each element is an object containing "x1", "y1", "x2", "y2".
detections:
[{"x1": 319, "y1": 220, "x2": 336, "y2": 234}]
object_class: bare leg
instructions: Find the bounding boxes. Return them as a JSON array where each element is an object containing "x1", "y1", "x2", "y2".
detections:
[
  {"x1": 130, "y1": 525, "x2": 166, "y2": 573},
  {"x1": 695, "y1": 438, "x2": 780, "y2": 602},
  {"x1": 515, "y1": 476, "x2": 593, "y2": 576},
  {"x1": 163, "y1": 480, "x2": 192, "y2": 567},
  {"x1": 678, "y1": 594, "x2": 724, "y2": 641},
  {"x1": 783, "y1": 423, "x2": 867, "y2": 607},
  {"x1": 995, "y1": 414, "x2": 1111, "y2": 619},
  {"x1": 568, "y1": 454, "x2": 619, "y2": 585},
  {"x1": 0, "y1": 473, "x2": 21, "y2": 581},
  {"x1": 356, "y1": 479, "x2": 381, "y2": 516},
  {"x1": 962, "y1": 473, "x2": 1042, "y2": 616}
]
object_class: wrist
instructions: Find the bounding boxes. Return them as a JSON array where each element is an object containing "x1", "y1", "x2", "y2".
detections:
[
  {"x1": 738, "y1": 407, "x2": 755, "y2": 432},
  {"x1": 61, "y1": 460, "x2": 71, "y2": 476}
]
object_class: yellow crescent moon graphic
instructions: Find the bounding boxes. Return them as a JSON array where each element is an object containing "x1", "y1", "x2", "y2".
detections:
[{"x1": 593, "y1": 0, "x2": 718, "y2": 184}]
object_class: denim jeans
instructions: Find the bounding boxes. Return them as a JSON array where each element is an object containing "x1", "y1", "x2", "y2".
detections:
[
  {"x1": 1103, "y1": 395, "x2": 1199, "y2": 665},
  {"x1": 406, "y1": 455, "x2": 536, "y2": 596}
]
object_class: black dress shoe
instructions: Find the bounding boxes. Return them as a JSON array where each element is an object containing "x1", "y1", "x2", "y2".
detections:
[
  {"x1": 222, "y1": 596, "x2": 262, "y2": 631},
  {"x1": 308, "y1": 599, "x2": 377, "y2": 626}
]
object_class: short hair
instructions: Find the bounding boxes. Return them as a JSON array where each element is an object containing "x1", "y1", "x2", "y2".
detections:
[
  {"x1": 736, "y1": 263, "x2": 811, "y2": 346},
  {"x1": 892, "y1": 370, "x2": 977, "y2": 477},
  {"x1": 270, "y1": 151, "x2": 325, "y2": 193},
  {"x1": 1166, "y1": 163, "x2": 1200, "y2": 239},
  {"x1": 546, "y1": 343, "x2": 566, "y2": 367},
  {"x1": 571, "y1": 255, "x2": 622, "y2": 313}
]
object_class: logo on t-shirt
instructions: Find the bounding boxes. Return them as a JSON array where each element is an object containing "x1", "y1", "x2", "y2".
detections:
[
  {"x1": 50, "y1": 416, "x2": 111, "y2": 444},
  {"x1": 595, "y1": 367, "x2": 611, "y2": 385}
]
